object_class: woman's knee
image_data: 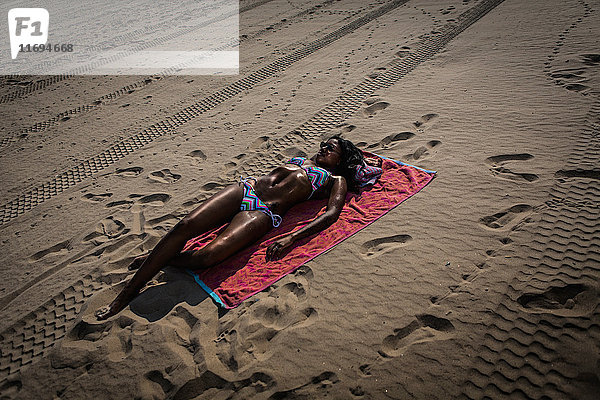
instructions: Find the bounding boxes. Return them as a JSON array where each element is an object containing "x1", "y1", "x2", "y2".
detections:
[{"x1": 172, "y1": 216, "x2": 198, "y2": 237}]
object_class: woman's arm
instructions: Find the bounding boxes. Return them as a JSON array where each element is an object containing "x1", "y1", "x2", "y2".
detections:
[{"x1": 266, "y1": 176, "x2": 348, "y2": 261}]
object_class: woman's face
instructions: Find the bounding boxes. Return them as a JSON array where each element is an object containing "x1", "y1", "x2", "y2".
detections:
[{"x1": 315, "y1": 138, "x2": 343, "y2": 170}]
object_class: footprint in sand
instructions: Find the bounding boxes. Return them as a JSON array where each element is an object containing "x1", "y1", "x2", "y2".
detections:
[
  {"x1": 332, "y1": 123, "x2": 356, "y2": 136},
  {"x1": 359, "y1": 363, "x2": 372, "y2": 377},
  {"x1": 187, "y1": 149, "x2": 207, "y2": 163},
  {"x1": 367, "y1": 132, "x2": 416, "y2": 151},
  {"x1": 250, "y1": 136, "x2": 270, "y2": 149},
  {"x1": 395, "y1": 46, "x2": 410, "y2": 58},
  {"x1": 144, "y1": 370, "x2": 174, "y2": 396},
  {"x1": 479, "y1": 204, "x2": 534, "y2": 231},
  {"x1": 440, "y1": 6, "x2": 455, "y2": 15},
  {"x1": 217, "y1": 299, "x2": 316, "y2": 367},
  {"x1": 28, "y1": 240, "x2": 71, "y2": 261},
  {"x1": 105, "y1": 193, "x2": 170, "y2": 210},
  {"x1": 412, "y1": 113, "x2": 438, "y2": 129},
  {"x1": 485, "y1": 153, "x2": 538, "y2": 183},
  {"x1": 564, "y1": 83, "x2": 589, "y2": 93},
  {"x1": 148, "y1": 169, "x2": 181, "y2": 184},
  {"x1": 174, "y1": 370, "x2": 275, "y2": 399},
  {"x1": 115, "y1": 167, "x2": 143, "y2": 177},
  {"x1": 213, "y1": 266, "x2": 317, "y2": 371},
  {"x1": 582, "y1": 53, "x2": 600, "y2": 65},
  {"x1": 96, "y1": 234, "x2": 142, "y2": 260},
  {"x1": 67, "y1": 316, "x2": 134, "y2": 362},
  {"x1": 99, "y1": 217, "x2": 126, "y2": 238},
  {"x1": 362, "y1": 101, "x2": 390, "y2": 118},
  {"x1": 548, "y1": 54, "x2": 600, "y2": 95},
  {"x1": 146, "y1": 213, "x2": 179, "y2": 229},
  {"x1": 82, "y1": 217, "x2": 127, "y2": 245},
  {"x1": 404, "y1": 140, "x2": 441, "y2": 161},
  {"x1": 549, "y1": 67, "x2": 590, "y2": 94},
  {"x1": 81, "y1": 192, "x2": 113, "y2": 202},
  {"x1": 360, "y1": 234, "x2": 412, "y2": 259},
  {"x1": 481, "y1": 236, "x2": 514, "y2": 259},
  {"x1": 339, "y1": 124, "x2": 356, "y2": 134},
  {"x1": 166, "y1": 305, "x2": 198, "y2": 339},
  {"x1": 136, "y1": 193, "x2": 171, "y2": 206},
  {"x1": 105, "y1": 199, "x2": 134, "y2": 209},
  {"x1": 517, "y1": 283, "x2": 595, "y2": 316},
  {"x1": 269, "y1": 371, "x2": 339, "y2": 399},
  {"x1": 367, "y1": 67, "x2": 387, "y2": 79},
  {"x1": 378, "y1": 314, "x2": 455, "y2": 358},
  {"x1": 555, "y1": 169, "x2": 600, "y2": 181},
  {"x1": 200, "y1": 182, "x2": 224, "y2": 192},
  {"x1": 486, "y1": 154, "x2": 534, "y2": 164},
  {"x1": 225, "y1": 153, "x2": 248, "y2": 172}
]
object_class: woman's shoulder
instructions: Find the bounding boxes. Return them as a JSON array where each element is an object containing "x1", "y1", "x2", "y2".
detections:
[{"x1": 328, "y1": 174, "x2": 347, "y2": 188}]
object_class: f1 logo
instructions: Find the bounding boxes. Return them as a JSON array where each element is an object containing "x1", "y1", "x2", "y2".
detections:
[{"x1": 8, "y1": 8, "x2": 49, "y2": 59}]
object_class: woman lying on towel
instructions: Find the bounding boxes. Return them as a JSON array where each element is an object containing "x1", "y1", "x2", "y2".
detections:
[{"x1": 96, "y1": 135, "x2": 382, "y2": 320}]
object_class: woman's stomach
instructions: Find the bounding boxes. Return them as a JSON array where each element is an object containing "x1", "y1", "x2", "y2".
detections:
[{"x1": 253, "y1": 167, "x2": 312, "y2": 212}]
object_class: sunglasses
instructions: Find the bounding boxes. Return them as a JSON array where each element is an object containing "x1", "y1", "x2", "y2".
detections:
[{"x1": 320, "y1": 141, "x2": 340, "y2": 154}]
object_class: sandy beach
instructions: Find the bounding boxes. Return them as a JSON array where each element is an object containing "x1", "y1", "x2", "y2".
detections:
[{"x1": 1, "y1": 0, "x2": 599, "y2": 398}]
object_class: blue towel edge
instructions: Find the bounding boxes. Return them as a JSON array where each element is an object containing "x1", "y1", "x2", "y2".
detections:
[
  {"x1": 380, "y1": 155, "x2": 437, "y2": 174},
  {"x1": 186, "y1": 269, "x2": 227, "y2": 308}
]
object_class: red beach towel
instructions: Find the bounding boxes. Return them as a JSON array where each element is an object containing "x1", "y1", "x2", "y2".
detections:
[{"x1": 185, "y1": 156, "x2": 435, "y2": 308}]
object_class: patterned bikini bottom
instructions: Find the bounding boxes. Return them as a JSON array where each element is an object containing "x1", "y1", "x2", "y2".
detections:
[{"x1": 239, "y1": 177, "x2": 282, "y2": 228}]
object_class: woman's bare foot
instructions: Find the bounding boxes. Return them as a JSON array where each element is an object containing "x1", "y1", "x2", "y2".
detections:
[
  {"x1": 95, "y1": 305, "x2": 117, "y2": 320},
  {"x1": 95, "y1": 286, "x2": 140, "y2": 320},
  {"x1": 128, "y1": 254, "x2": 149, "y2": 271}
]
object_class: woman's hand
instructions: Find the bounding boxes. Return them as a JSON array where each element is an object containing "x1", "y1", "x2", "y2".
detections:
[
  {"x1": 266, "y1": 235, "x2": 295, "y2": 261},
  {"x1": 364, "y1": 156, "x2": 382, "y2": 167}
]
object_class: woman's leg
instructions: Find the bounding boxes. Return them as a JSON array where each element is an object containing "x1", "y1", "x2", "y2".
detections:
[
  {"x1": 167, "y1": 210, "x2": 273, "y2": 269},
  {"x1": 96, "y1": 183, "x2": 246, "y2": 320}
]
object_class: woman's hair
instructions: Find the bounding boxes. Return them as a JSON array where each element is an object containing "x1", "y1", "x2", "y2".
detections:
[{"x1": 329, "y1": 135, "x2": 364, "y2": 191}]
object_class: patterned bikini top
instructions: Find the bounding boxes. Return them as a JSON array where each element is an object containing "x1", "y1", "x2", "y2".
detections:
[{"x1": 287, "y1": 157, "x2": 332, "y2": 197}]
